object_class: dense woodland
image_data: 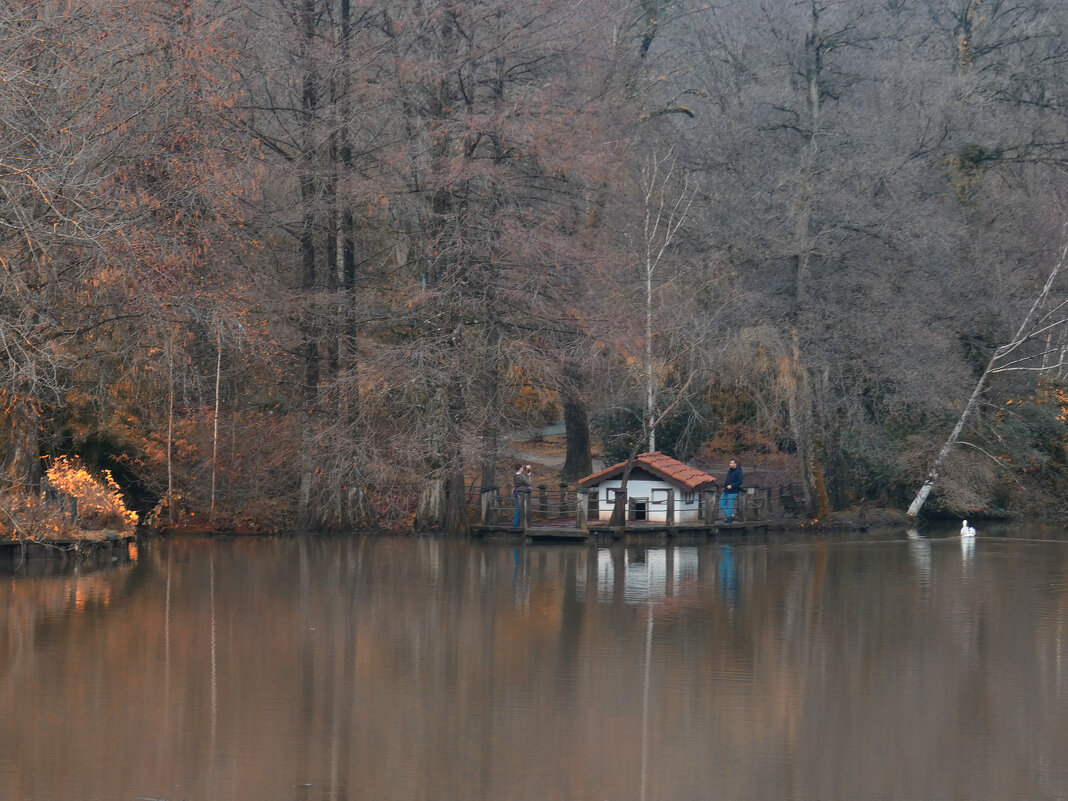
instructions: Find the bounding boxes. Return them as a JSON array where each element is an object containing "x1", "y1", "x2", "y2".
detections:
[{"x1": 3, "y1": 0, "x2": 1068, "y2": 533}]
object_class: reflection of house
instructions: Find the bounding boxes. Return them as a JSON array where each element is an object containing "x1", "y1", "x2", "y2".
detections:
[
  {"x1": 579, "y1": 452, "x2": 718, "y2": 523},
  {"x1": 592, "y1": 547, "x2": 701, "y2": 604}
]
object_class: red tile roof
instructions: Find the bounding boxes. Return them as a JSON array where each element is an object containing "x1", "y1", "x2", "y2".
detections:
[{"x1": 579, "y1": 452, "x2": 718, "y2": 491}]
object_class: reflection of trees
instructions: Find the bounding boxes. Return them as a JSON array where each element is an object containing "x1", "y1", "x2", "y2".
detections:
[
  {"x1": 3, "y1": 536, "x2": 1068, "y2": 799},
  {"x1": 0, "y1": 551, "x2": 140, "y2": 666}
]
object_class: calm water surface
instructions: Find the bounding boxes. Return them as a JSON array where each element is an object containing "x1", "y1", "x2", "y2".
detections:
[{"x1": 3, "y1": 526, "x2": 1068, "y2": 801}]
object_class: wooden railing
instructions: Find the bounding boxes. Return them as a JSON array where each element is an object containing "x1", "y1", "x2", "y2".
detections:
[
  {"x1": 478, "y1": 484, "x2": 776, "y2": 530},
  {"x1": 481, "y1": 484, "x2": 582, "y2": 527}
]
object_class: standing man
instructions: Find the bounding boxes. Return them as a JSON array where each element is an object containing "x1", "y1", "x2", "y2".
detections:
[{"x1": 719, "y1": 459, "x2": 743, "y2": 523}]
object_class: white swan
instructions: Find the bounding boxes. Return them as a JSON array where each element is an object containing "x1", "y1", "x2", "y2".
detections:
[{"x1": 960, "y1": 519, "x2": 976, "y2": 537}]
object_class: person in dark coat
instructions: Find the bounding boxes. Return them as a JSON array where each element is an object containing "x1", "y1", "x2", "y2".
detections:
[{"x1": 719, "y1": 459, "x2": 743, "y2": 523}]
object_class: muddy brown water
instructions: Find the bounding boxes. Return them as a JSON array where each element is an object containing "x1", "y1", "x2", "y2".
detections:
[{"x1": 2, "y1": 525, "x2": 1067, "y2": 801}]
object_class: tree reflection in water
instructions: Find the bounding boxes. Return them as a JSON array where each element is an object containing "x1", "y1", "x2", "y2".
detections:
[{"x1": 1, "y1": 531, "x2": 1067, "y2": 800}]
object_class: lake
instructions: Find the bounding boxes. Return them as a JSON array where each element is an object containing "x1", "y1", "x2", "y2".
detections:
[{"x1": 2, "y1": 526, "x2": 1068, "y2": 801}]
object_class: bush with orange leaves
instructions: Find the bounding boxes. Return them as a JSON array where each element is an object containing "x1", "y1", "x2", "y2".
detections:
[
  {"x1": 44, "y1": 457, "x2": 139, "y2": 533},
  {"x1": 0, "y1": 457, "x2": 139, "y2": 542},
  {"x1": 0, "y1": 492, "x2": 81, "y2": 542}
]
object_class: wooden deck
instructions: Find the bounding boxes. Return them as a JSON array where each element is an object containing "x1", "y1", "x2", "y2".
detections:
[
  {"x1": 475, "y1": 518, "x2": 768, "y2": 542},
  {"x1": 475, "y1": 484, "x2": 778, "y2": 541}
]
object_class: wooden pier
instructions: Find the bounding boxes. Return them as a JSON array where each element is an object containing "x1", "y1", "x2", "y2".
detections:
[{"x1": 474, "y1": 483, "x2": 779, "y2": 542}]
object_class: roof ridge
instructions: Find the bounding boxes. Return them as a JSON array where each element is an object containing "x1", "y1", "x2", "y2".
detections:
[{"x1": 579, "y1": 452, "x2": 718, "y2": 491}]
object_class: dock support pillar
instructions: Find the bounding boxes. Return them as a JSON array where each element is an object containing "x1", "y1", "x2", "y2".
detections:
[
  {"x1": 666, "y1": 489, "x2": 675, "y2": 528},
  {"x1": 480, "y1": 486, "x2": 498, "y2": 525},
  {"x1": 702, "y1": 489, "x2": 717, "y2": 524},
  {"x1": 517, "y1": 488, "x2": 531, "y2": 530},
  {"x1": 576, "y1": 489, "x2": 589, "y2": 531}
]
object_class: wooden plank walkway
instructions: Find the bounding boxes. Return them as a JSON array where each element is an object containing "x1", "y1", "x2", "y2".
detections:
[
  {"x1": 476, "y1": 519, "x2": 768, "y2": 541},
  {"x1": 475, "y1": 485, "x2": 778, "y2": 541}
]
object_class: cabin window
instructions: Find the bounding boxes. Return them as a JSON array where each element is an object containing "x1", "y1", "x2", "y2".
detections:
[{"x1": 683, "y1": 491, "x2": 695, "y2": 504}]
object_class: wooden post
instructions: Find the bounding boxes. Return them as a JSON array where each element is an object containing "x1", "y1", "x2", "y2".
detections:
[
  {"x1": 518, "y1": 489, "x2": 531, "y2": 530},
  {"x1": 576, "y1": 488, "x2": 589, "y2": 531},
  {"x1": 703, "y1": 489, "x2": 717, "y2": 523},
  {"x1": 666, "y1": 489, "x2": 675, "y2": 528},
  {"x1": 480, "y1": 486, "x2": 498, "y2": 525},
  {"x1": 613, "y1": 489, "x2": 627, "y2": 530}
]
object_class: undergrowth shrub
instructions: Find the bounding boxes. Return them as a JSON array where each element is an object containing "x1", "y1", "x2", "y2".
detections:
[
  {"x1": 43, "y1": 456, "x2": 139, "y2": 533},
  {"x1": 0, "y1": 493, "x2": 79, "y2": 541}
]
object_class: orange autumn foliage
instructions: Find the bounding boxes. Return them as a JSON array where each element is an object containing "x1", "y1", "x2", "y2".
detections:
[
  {"x1": 44, "y1": 456, "x2": 139, "y2": 532},
  {"x1": 0, "y1": 492, "x2": 79, "y2": 542}
]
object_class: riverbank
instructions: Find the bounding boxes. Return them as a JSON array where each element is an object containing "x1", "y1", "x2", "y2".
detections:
[
  {"x1": 506, "y1": 430, "x2": 920, "y2": 535},
  {"x1": 134, "y1": 432, "x2": 935, "y2": 538},
  {"x1": 0, "y1": 530, "x2": 137, "y2": 570}
]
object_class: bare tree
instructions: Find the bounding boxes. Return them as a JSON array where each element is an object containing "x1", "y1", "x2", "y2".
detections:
[
  {"x1": 908, "y1": 223, "x2": 1068, "y2": 517},
  {"x1": 636, "y1": 151, "x2": 696, "y2": 453}
]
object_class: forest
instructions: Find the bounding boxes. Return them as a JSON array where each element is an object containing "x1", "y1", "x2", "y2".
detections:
[{"x1": 3, "y1": 0, "x2": 1068, "y2": 535}]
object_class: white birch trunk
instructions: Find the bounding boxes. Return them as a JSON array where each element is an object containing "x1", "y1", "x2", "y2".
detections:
[
  {"x1": 645, "y1": 253, "x2": 655, "y2": 453},
  {"x1": 907, "y1": 225, "x2": 1068, "y2": 517},
  {"x1": 210, "y1": 330, "x2": 221, "y2": 514},
  {"x1": 167, "y1": 332, "x2": 175, "y2": 523},
  {"x1": 640, "y1": 151, "x2": 693, "y2": 454},
  {"x1": 906, "y1": 357, "x2": 993, "y2": 517}
]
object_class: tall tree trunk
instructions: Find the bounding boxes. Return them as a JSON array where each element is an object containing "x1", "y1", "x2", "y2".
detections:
[
  {"x1": 906, "y1": 366, "x2": 991, "y2": 517},
  {"x1": 3, "y1": 403, "x2": 40, "y2": 492},
  {"x1": 166, "y1": 329, "x2": 176, "y2": 524},
  {"x1": 296, "y1": 0, "x2": 321, "y2": 531},
  {"x1": 638, "y1": 152, "x2": 693, "y2": 455},
  {"x1": 786, "y1": 0, "x2": 831, "y2": 518},
  {"x1": 479, "y1": 278, "x2": 502, "y2": 492},
  {"x1": 338, "y1": 0, "x2": 370, "y2": 528},
  {"x1": 444, "y1": 347, "x2": 470, "y2": 535},
  {"x1": 210, "y1": 329, "x2": 221, "y2": 515},
  {"x1": 645, "y1": 243, "x2": 656, "y2": 453},
  {"x1": 561, "y1": 359, "x2": 592, "y2": 481}
]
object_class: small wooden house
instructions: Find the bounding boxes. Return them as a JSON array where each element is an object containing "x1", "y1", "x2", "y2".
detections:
[{"x1": 578, "y1": 452, "x2": 718, "y2": 523}]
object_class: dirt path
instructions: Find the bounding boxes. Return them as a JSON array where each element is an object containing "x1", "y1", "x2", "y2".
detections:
[
  {"x1": 505, "y1": 423, "x2": 800, "y2": 488},
  {"x1": 505, "y1": 423, "x2": 613, "y2": 475}
]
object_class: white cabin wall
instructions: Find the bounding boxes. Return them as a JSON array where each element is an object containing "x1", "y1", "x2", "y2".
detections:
[{"x1": 591, "y1": 479, "x2": 703, "y2": 522}]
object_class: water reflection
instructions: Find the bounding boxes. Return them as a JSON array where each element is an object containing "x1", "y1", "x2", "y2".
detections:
[
  {"x1": 1, "y1": 531, "x2": 1068, "y2": 800},
  {"x1": 718, "y1": 544, "x2": 738, "y2": 613},
  {"x1": 907, "y1": 528, "x2": 932, "y2": 588},
  {"x1": 961, "y1": 530, "x2": 976, "y2": 563}
]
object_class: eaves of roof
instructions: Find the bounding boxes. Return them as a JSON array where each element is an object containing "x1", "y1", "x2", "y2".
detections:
[{"x1": 578, "y1": 451, "x2": 717, "y2": 491}]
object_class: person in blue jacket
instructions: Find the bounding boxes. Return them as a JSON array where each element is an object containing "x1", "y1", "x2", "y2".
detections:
[{"x1": 719, "y1": 459, "x2": 743, "y2": 523}]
